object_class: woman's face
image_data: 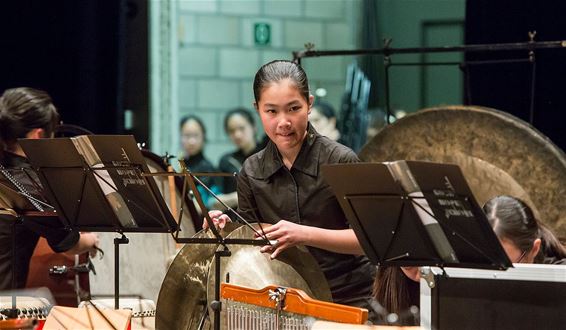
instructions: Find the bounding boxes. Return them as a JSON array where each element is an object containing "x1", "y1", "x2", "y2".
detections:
[
  {"x1": 226, "y1": 114, "x2": 256, "y2": 152},
  {"x1": 256, "y1": 79, "x2": 313, "y2": 155},
  {"x1": 181, "y1": 119, "x2": 204, "y2": 156}
]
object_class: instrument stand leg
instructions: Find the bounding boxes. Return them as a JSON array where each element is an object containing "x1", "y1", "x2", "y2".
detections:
[
  {"x1": 6, "y1": 216, "x2": 23, "y2": 319},
  {"x1": 114, "y1": 234, "x2": 129, "y2": 310},
  {"x1": 210, "y1": 246, "x2": 231, "y2": 330}
]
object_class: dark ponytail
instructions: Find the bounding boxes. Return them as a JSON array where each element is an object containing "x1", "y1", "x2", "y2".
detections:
[
  {"x1": 0, "y1": 87, "x2": 60, "y2": 156},
  {"x1": 483, "y1": 195, "x2": 566, "y2": 262},
  {"x1": 538, "y1": 223, "x2": 566, "y2": 261}
]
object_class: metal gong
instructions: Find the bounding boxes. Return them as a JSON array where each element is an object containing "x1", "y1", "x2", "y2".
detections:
[
  {"x1": 155, "y1": 222, "x2": 240, "y2": 330},
  {"x1": 156, "y1": 224, "x2": 331, "y2": 330},
  {"x1": 359, "y1": 105, "x2": 566, "y2": 238}
]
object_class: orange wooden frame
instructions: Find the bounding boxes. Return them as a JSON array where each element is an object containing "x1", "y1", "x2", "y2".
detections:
[{"x1": 221, "y1": 283, "x2": 368, "y2": 324}]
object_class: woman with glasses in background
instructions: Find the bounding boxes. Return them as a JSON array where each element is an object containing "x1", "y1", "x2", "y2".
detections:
[
  {"x1": 371, "y1": 194, "x2": 566, "y2": 326},
  {"x1": 483, "y1": 195, "x2": 566, "y2": 264},
  {"x1": 179, "y1": 115, "x2": 220, "y2": 208}
]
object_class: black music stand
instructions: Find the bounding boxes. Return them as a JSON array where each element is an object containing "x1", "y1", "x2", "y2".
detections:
[
  {"x1": 321, "y1": 161, "x2": 512, "y2": 270},
  {"x1": 19, "y1": 136, "x2": 180, "y2": 310},
  {"x1": 20, "y1": 136, "x2": 271, "y2": 330}
]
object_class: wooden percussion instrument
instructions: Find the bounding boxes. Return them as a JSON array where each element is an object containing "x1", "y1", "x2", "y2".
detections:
[{"x1": 79, "y1": 298, "x2": 155, "y2": 330}]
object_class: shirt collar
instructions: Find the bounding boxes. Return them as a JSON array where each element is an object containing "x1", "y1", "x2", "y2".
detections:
[
  {"x1": 184, "y1": 151, "x2": 205, "y2": 165},
  {"x1": 258, "y1": 123, "x2": 320, "y2": 179}
]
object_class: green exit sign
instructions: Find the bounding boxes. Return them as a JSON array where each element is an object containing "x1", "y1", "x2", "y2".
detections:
[{"x1": 254, "y1": 23, "x2": 271, "y2": 46}]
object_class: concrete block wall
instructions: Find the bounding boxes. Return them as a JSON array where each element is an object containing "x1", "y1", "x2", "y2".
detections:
[{"x1": 176, "y1": 0, "x2": 361, "y2": 166}]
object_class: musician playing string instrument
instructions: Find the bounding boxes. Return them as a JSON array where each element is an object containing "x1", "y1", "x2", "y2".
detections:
[
  {"x1": 206, "y1": 60, "x2": 376, "y2": 315},
  {"x1": 0, "y1": 87, "x2": 99, "y2": 290}
]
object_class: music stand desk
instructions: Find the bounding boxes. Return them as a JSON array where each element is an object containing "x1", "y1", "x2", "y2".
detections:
[
  {"x1": 20, "y1": 136, "x2": 181, "y2": 310},
  {"x1": 321, "y1": 161, "x2": 511, "y2": 270}
]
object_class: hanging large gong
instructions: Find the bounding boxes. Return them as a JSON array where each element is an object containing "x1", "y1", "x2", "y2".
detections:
[{"x1": 359, "y1": 105, "x2": 566, "y2": 238}]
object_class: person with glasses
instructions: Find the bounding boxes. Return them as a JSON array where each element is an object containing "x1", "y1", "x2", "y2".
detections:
[
  {"x1": 371, "y1": 194, "x2": 566, "y2": 325},
  {"x1": 179, "y1": 115, "x2": 220, "y2": 208},
  {"x1": 483, "y1": 195, "x2": 566, "y2": 264}
]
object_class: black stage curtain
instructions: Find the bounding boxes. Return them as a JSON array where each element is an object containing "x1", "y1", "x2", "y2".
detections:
[
  {"x1": 465, "y1": 1, "x2": 566, "y2": 151},
  {"x1": 0, "y1": 0, "x2": 126, "y2": 134}
]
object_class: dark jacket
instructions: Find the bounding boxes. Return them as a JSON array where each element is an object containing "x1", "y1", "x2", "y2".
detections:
[
  {"x1": 218, "y1": 146, "x2": 262, "y2": 194},
  {"x1": 0, "y1": 151, "x2": 79, "y2": 290}
]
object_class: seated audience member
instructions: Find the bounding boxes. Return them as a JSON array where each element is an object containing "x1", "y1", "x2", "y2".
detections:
[
  {"x1": 309, "y1": 100, "x2": 342, "y2": 143},
  {"x1": 365, "y1": 109, "x2": 387, "y2": 142},
  {"x1": 214, "y1": 108, "x2": 261, "y2": 209},
  {"x1": 179, "y1": 115, "x2": 220, "y2": 208},
  {"x1": 483, "y1": 195, "x2": 566, "y2": 264}
]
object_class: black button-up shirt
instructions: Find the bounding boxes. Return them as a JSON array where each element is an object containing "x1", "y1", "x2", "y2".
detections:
[{"x1": 237, "y1": 125, "x2": 376, "y2": 305}]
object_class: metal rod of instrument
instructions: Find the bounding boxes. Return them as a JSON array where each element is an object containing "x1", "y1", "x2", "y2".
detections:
[
  {"x1": 294, "y1": 33, "x2": 554, "y2": 128},
  {"x1": 384, "y1": 56, "x2": 392, "y2": 125},
  {"x1": 190, "y1": 172, "x2": 272, "y2": 245},
  {"x1": 213, "y1": 248, "x2": 231, "y2": 330},
  {"x1": 214, "y1": 249, "x2": 221, "y2": 330},
  {"x1": 114, "y1": 237, "x2": 119, "y2": 310},
  {"x1": 114, "y1": 234, "x2": 129, "y2": 310},
  {"x1": 293, "y1": 39, "x2": 566, "y2": 60},
  {"x1": 529, "y1": 56, "x2": 537, "y2": 125},
  {"x1": 10, "y1": 217, "x2": 18, "y2": 317}
]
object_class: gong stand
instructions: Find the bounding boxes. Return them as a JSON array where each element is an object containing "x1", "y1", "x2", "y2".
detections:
[{"x1": 293, "y1": 34, "x2": 566, "y2": 126}]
